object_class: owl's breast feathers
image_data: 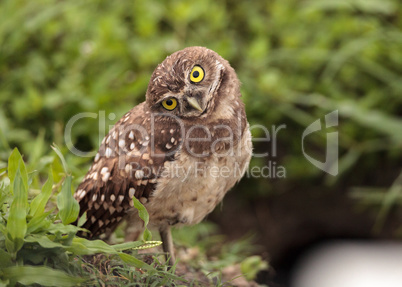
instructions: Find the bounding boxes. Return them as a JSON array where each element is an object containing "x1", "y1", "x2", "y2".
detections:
[{"x1": 75, "y1": 101, "x2": 251, "y2": 237}]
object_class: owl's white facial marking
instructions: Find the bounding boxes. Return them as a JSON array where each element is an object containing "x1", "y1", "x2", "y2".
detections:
[{"x1": 208, "y1": 60, "x2": 225, "y2": 96}]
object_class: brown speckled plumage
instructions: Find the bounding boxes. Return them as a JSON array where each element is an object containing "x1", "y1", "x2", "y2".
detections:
[{"x1": 74, "y1": 47, "x2": 252, "y2": 264}]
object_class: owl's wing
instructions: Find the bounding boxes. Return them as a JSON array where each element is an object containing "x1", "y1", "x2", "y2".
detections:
[{"x1": 74, "y1": 102, "x2": 180, "y2": 238}]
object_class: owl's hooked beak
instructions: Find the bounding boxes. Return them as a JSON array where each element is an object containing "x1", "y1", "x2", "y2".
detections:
[{"x1": 186, "y1": 97, "x2": 203, "y2": 112}]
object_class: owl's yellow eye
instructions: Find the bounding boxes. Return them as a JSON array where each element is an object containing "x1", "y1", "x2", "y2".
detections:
[
  {"x1": 190, "y1": 66, "x2": 205, "y2": 83},
  {"x1": 162, "y1": 98, "x2": 178, "y2": 110}
]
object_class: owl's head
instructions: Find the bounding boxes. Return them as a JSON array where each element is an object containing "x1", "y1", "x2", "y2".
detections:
[{"x1": 146, "y1": 47, "x2": 241, "y2": 119}]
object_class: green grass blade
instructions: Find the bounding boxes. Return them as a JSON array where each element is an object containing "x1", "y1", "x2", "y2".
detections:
[
  {"x1": 6, "y1": 168, "x2": 28, "y2": 254},
  {"x1": 374, "y1": 172, "x2": 402, "y2": 232},
  {"x1": 2, "y1": 266, "x2": 85, "y2": 286},
  {"x1": 57, "y1": 175, "x2": 79, "y2": 225}
]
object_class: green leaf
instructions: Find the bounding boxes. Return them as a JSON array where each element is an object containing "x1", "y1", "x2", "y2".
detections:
[
  {"x1": 0, "y1": 249, "x2": 13, "y2": 268},
  {"x1": 24, "y1": 234, "x2": 67, "y2": 250},
  {"x1": 2, "y1": 266, "x2": 85, "y2": 286},
  {"x1": 57, "y1": 176, "x2": 79, "y2": 225},
  {"x1": 6, "y1": 168, "x2": 28, "y2": 254},
  {"x1": 240, "y1": 255, "x2": 269, "y2": 281},
  {"x1": 29, "y1": 171, "x2": 53, "y2": 217},
  {"x1": 143, "y1": 229, "x2": 152, "y2": 242},
  {"x1": 66, "y1": 237, "x2": 159, "y2": 262},
  {"x1": 77, "y1": 212, "x2": 87, "y2": 227},
  {"x1": 0, "y1": 183, "x2": 10, "y2": 207},
  {"x1": 26, "y1": 210, "x2": 53, "y2": 234},
  {"x1": 68, "y1": 238, "x2": 162, "y2": 257},
  {"x1": 46, "y1": 223, "x2": 81, "y2": 235},
  {"x1": 7, "y1": 148, "x2": 19, "y2": 185},
  {"x1": 7, "y1": 148, "x2": 28, "y2": 191},
  {"x1": 118, "y1": 252, "x2": 155, "y2": 271},
  {"x1": 27, "y1": 128, "x2": 46, "y2": 169},
  {"x1": 132, "y1": 196, "x2": 152, "y2": 241},
  {"x1": 67, "y1": 237, "x2": 117, "y2": 255},
  {"x1": 51, "y1": 144, "x2": 69, "y2": 175}
]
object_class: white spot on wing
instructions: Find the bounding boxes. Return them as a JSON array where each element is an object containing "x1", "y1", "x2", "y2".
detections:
[
  {"x1": 105, "y1": 147, "x2": 112, "y2": 158},
  {"x1": 135, "y1": 170, "x2": 144, "y2": 179},
  {"x1": 129, "y1": 188, "x2": 135, "y2": 198},
  {"x1": 125, "y1": 164, "x2": 132, "y2": 174},
  {"x1": 77, "y1": 189, "x2": 86, "y2": 199},
  {"x1": 102, "y1": 172, "x2": 110, "y2": 182}
]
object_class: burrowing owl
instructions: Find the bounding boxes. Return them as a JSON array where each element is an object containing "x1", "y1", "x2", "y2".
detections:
[{"x1": 75, "y1": 46, "x2": 252, "y2": 264}]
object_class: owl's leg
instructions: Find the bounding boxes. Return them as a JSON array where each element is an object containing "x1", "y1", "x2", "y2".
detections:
[
  {"x1": 124, "y1": 213, "x2": 144, "y2": 242},
  {"x1": 159, "y1": 226, "x2": 175, "y2": 265}
]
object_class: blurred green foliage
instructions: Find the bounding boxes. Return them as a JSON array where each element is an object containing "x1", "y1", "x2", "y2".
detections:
[{"x1": 0, "y1": 0, "x2": 401, "y2": 197}]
